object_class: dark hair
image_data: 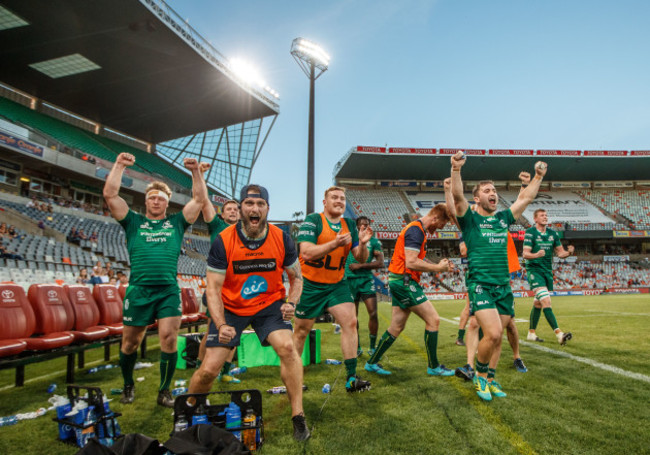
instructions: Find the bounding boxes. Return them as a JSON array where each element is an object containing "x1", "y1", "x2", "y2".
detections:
[
  {"x1": 472, "y1": 180, "x2": 495, "y2": 198},
  {"x1": 356, "y1": 216, "x2": 370, "y2": 227}
]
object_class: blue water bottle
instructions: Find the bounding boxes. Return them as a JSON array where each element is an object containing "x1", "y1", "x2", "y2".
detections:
[
  {"x1": 191, "y1": 404, "x2": 209, "y2": 426},
  {"x1": 322, "y1": 383, "x2": 331, "y2": 393},
  {"x1": 225, "y1": 402, "x2": 242, "y2": 440}
]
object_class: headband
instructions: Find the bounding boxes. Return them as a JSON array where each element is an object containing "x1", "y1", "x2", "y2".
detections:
[{"x1": 146, "y1": 190, "x2": 170, "y2": 202}]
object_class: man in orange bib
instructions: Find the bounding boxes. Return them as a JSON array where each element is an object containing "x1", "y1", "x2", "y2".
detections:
[
  {"x1": 294, "y1": 186, "x2": 374, "y2": 393},
  {"x1": 188, "y1": 184, "x2": 310, "y2": 442}
]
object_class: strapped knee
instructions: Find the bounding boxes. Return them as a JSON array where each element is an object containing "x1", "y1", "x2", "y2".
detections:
[{"x1": 535, "y1": 288, "x2": 550, "y2": 302}]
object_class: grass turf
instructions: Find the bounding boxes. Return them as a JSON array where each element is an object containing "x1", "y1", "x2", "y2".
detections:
[{"x1": 0, "y1": 294, "x2": 648, "y2": 454}]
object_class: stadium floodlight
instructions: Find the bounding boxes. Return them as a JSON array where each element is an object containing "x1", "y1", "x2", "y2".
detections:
[{"x1": 291, "y1": 38, "x2": 330, "y2": 214}]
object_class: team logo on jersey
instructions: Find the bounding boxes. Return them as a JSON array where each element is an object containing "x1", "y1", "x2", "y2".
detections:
[
  {"x1": 140, "y1": 222, "x2": 152, "y2": 230},
  {"x1": 162, "y1": 220, "x2": 173, "y2": 230},
  {"x1": 475, "y1": 285, "x2": 483, "y2": 294},
  {"x1": 124, "y1": 298, "x2": 129, "y2": 310},
  {"x1": 241, "y1": 275, "x2": 268, "y2": 300},
  {"x1": 549, "y1": 236, "x2": 553, "y2": 241},
  {"x1": 409, "y1": 284, "x2": 417, "y2": 293},
  {"x1": 499, "y1": 220, "x2": 507, "y2": 229}
]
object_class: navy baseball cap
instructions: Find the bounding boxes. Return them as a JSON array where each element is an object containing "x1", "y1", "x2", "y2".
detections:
[{"x1": 239, "y1": 184, "x2": 269, "y2": 204}]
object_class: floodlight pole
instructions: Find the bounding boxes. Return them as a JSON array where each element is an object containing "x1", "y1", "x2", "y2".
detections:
[
  {"x1": 307, "y1": 62, "x2": 316, "y2": 215},
  {"x1": 291, "y1": 37, "x2": 329, "y2": 215}
]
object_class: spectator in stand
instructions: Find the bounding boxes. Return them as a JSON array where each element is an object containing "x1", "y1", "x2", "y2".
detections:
[
  {"x1": 0, "y1": 240, "x2": 23, "y2": 260},
  {"x1": 89, "y1": 231, "x2": 98, "y2": 242},
  {"x1": 93, "y1": 261, "x2": 103, "y2": 276},
  {"x1": 77, "y1": 229, "x2": 88, "y2": 240},
  {"x1": 107, "y1": 269, "x2": 115, "y2": 283},
  {"x1": 26, "y1": 197, "x2": 36, "y2": 209},
  {"x1": 119, "y1": 272, "x2": 129, "y2": 287},
  {"x1": 77, "y1": 269, "x2": 90, "y2": 285},
  {"x1": 89, "y1": 267, "x2": 103, "y2": 285},
  {"x1": 0, "y1": 222, "x2": 7, "y2": 238},
  {"x1": 109, "y1": 276, "x2": 118, "y2": 286},
  {"x1": 7, "y1": 225, "x2": 19, "y2": 240},
  {"x1": 99, "y1": 268, "x2": 109, "y2": 284},
  {"x1": 37, "y1": 219, "x2": 45, "y2": 231},
  {"x1": 68, "y1": 227, "x2": 80, "y2": 245}
]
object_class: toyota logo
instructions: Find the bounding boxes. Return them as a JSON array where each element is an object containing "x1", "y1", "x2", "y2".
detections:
[
  {"x1": 76, "y1": 291, "x2": 85, "y2": 298},
  {"x1": 107, "y1": 290, "x2": 114, "y2": 298},
  {"x1": 1, "y1": 290, "x2": 14, "y2": 299},
  {"x1": 47, "y1": 290, "x2": 58, "y2": 299}
]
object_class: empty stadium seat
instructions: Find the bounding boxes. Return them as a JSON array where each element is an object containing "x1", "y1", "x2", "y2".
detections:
[
  {"x1": 63, "y1": 285, "x2": 111, "y2": 342},
  {"x1": 92, "y1": 285, "x2": 123, "y2": 335},
  {"x1": 181, "y1": 287, "x2": 201, "y2": 322},
  {"x1": 3, "y1": 283, "x2": 75, "y2": 351}
]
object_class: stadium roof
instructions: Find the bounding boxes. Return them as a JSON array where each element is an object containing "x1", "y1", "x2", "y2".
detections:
[
  {"x1": 0, "y1": 0, "x2": 279, "y2": 143},
  {"x1": 334, "y1": 147, "x2": 650, "y2": 182}
]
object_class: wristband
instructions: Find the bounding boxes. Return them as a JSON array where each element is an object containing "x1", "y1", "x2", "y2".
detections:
[
  {"x1": 521, "y1": 184, "x2": 529, "y2": 188},
  {"x1": 287, "y1": 302, "x2": 296, "y2": 308}
]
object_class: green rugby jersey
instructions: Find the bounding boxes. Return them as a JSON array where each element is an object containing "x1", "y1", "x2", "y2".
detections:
[
  {"x1": 458, "y1": 208, "x2": 515, "y2": 286},
  {"x1": 344, "y1": 235, "x2": 382, "y2": 278},
  {"x1": 118, "y1": 210, "x2": 189, "y2": 285},
  {"x1": 524, "y1": 226, "x2": 562, "y2": 272},
  {"x1": 207, "y1": 215, "x2": 229, "y2": 243}
]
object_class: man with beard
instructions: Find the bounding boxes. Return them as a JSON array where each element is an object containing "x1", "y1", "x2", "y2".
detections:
[
  {"x1": 524, "y1": 208, "x2": 574, "y2": 345},
  {"x1": 364, "y1": 203, "x2": 455, "y2": 377},
  {"x1": 450, "y1": 151, "x2": 546, "y2": 401},
  {"x1": 294, "y1": 186, "x2": 374, "y2": 392},
  {"x1": 103, "y1": 152, "x2": 207, "y2": 407},
  {"x1": 188, "y1": 185, "x2": 310, "y2": 441}
]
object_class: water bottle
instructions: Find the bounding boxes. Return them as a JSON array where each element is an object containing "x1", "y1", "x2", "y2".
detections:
[
  {"x1": 191, "y1": 404, "x2": 209, "y2": 426},
  {"x1": 174, "y1": 414, "x2": 189, "y2": 433},
  {"x1": 225, "y1": 402, "x2": 242, "y2": 440},
  {"x1": 229, "y1": 366, "x2": 247, "y2": 375},
  {"x1": 174, "y1": 379, "x2": 187, "y2": 387},
  {"x1": 53, "y1": 396, "x2": 73, "y2": 441},
  {"x1": 242, "y1": 409, "x2": 256, "y2": 450},
  {"x1": 266, "y1": 386, "x2": 287, "y2": 394},
  {"x1": 0, "y1": 416, "x2": 18, "y2": 427},
  {"x1": 47, "y1": 383, "x2": 57, "y2": 393},
  {"x1": 325, "y1": 359, "x2": 342, "y2": 365},
  {"x1": 80, "y1": 406, "x2": 96, "y2": 447},
  {"x1": 322, "y1": 383, "x2": 331, "y2": 394},
  {"x1": 171, "y1": 387, "x2": 188, "y2": 397}
]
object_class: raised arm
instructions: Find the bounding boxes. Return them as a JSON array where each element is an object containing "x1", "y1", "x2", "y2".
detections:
[
  {"x1": 182, "y1": 158, "x2": 208, "y2": 224},
  {"x1": 510, "y1": 162, "x2": 547, "y2": 220},
  {"x1": 103, "y1": 153, "x2": 133, "y2": 221},
  {"x1": 199, "y1": 162, "x2": 216, "y2": 223},
  {"x1": 351, "y1": 225, "x2": 371, "y2": 263},
  {"x1": 443, "y1": 177, "x2": 459, "y2": 228},
  {"x1": 450, "y1": 151, "x2": 468, "y2": 218}
]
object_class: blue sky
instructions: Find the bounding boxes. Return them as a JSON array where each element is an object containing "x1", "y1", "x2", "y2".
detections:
[{"x1": 167, "y1": 0, "x2": 650, "y2": 219}]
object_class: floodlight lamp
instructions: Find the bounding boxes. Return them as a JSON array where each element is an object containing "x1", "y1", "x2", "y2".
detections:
[{"x1": 291, "y1": 38, "x2": 330, "y2": 73}]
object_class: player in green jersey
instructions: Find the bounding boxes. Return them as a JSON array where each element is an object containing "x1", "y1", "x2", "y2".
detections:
[
  {"x1": 103, "y1": 152, "x2": 207, "y2": 407},
  {"x1": 344, "y1": 216, "x2": 384, "y2": 357},
  {"x1": 450, "y1": 151, "x2": 547, "y2": 401},
  {"x1": 196, "y1": 179, "x2": 241, "y2": 383},
  {"x1": 524, "y1": 208, "x2": 574, "y2": 345}
]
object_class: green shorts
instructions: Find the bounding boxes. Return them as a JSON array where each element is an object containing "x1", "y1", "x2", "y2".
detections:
[
  {"x1": 389, "y1": 277, "x2": 428, "y2": 309},
  {"x1": 296, "y1": 278, "x2": 353, "y2": 319},
  {"x1": 467, "y1": 282, "x2": 514, "y2": 317},
  {"x1": 526, "y1": 268, "x2": 554, "y2": 291},
  {"x1": 346, "y1": 276, "x2": 376, "y2": 302},
  {"x1": 123, "y1": 284, "x2": 182, "y2": 326}
]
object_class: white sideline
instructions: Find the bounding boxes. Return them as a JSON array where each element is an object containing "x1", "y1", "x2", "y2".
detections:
[{"x1": 439, "y1": 316, "x2": 650, "y2": 384}]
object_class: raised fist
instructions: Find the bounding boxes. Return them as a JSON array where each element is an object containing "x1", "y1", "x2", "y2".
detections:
[
  {"x1": 116, "y1": 153, "x2": 135, "y2": 167},
  {"x1": 534, "y1": 161, "x2": 547, "y2": 178},
  {"x1": 443, "y1": 177, "x2": 452, "y2": 190},
  {"x1": 567, "y1": 245, "x2": 575, "y2": 255},
  {"x1": 199, "y1": 162, "x2": 211, "y2": 174},
  {"x1": 518, "y1": 171, "x2": 531, "y2": 185},
  {"x1": 451, "y1": 151, "x2": 466, "y2": 170},
  {"x1": 183, "y1": 157, "x2": 199, "y2": 171}
]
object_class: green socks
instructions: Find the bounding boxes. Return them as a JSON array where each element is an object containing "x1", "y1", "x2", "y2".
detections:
[
  {"x1": 344, "y1": 358, "x2": 357, "y2": 380},
  {"x1": 530, "y1": 306, "x2": 542, "y2": 330},
  {"x1": 543, "y1": 308, "x2": 559, "y2": 331},
  {"x1": 369, "y1": 334, "x2": 377, "y2": 350},
  {"x1": 220, "y1": 361, "x2": 233, "y2": 376},
  {"x1": 487, "y1": 368, "x2": 496, "y2": 380},
  {"x1": 457, "y1": 328, "x2": 466, "y2": 341},
  {"x1": 119, "y1": 351, "x2": 137, "y2": 387},
  {"x1": 475, "y1": 360, "x2": 489, "y2": 374},
  {"x1": 159, "y1": 351, "x2": 177, "y2": 391},
  {"x1": 424, "y1": 330, "x2": 439, "y2": 369},
  {"x1": 368, "y1": 330, "x2": 396, "y2": 364}
]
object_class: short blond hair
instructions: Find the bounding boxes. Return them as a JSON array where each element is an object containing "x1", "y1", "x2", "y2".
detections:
[
  {"x1": 324, "y1": 186, "x2": 346, "y2": 198},
  {"x1": 145, "y1": 181, "x2": 172, "y2": 199},
  {"x1": 222, "y1": 199, "x2": 239, "y2": 210}
]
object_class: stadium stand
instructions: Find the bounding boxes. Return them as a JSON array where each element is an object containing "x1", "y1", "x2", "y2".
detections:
[
  {"x1": 346, "y1": 188, "x2": 411, "y2": 231},
  {"x1": 578, "y1": 189, "x2": 650, "y2": 230}
]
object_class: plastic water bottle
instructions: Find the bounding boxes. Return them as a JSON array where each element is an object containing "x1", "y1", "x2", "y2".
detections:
[
  {"x1": 174, "y1": 379, "x2": 187, "y2": 387},
  {"x1": 267, "y1": 386, "x2": 284, "y2": 394},
  {"x1": 225, "y1": 402, "x2": 242, "y2": 440},
  {"x1": 88, "y1": 364, "x2": 116, "y2": 374},
  {"x1": 174, "y1": 414, "x2": 189, "y2": 433},
  {"x1": 325, "y1": 359, "x2": 342, "y2": 365},
  {"x1": 171, "y1": 387, "x2": 188, "y2": 397},
  {"x1": 0, "y1": 416, "x2": 18, "y2": 427},
  {"x1": 80, "y1": 406, "x2": 96, "y2": 447},
  {"x1": 229, "y1": 366, "x2": 247, "y2": 375},
  {"x1": 242, "y1": 409, "x2": 256, "y2": 450},
  {"x1": 191, "y1": 404, "x2": 208, "y2": 426},
  {"x1": 322, "y1": 383, "x2": 331, "y2": 394},
  {"x1": 47, "y1": 383, "x2": 57, "y2": 393}
]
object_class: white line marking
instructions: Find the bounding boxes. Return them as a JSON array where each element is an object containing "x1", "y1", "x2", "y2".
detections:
[{"x1": 439, "y1": 316, "x2": 650, "y2": 384}]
